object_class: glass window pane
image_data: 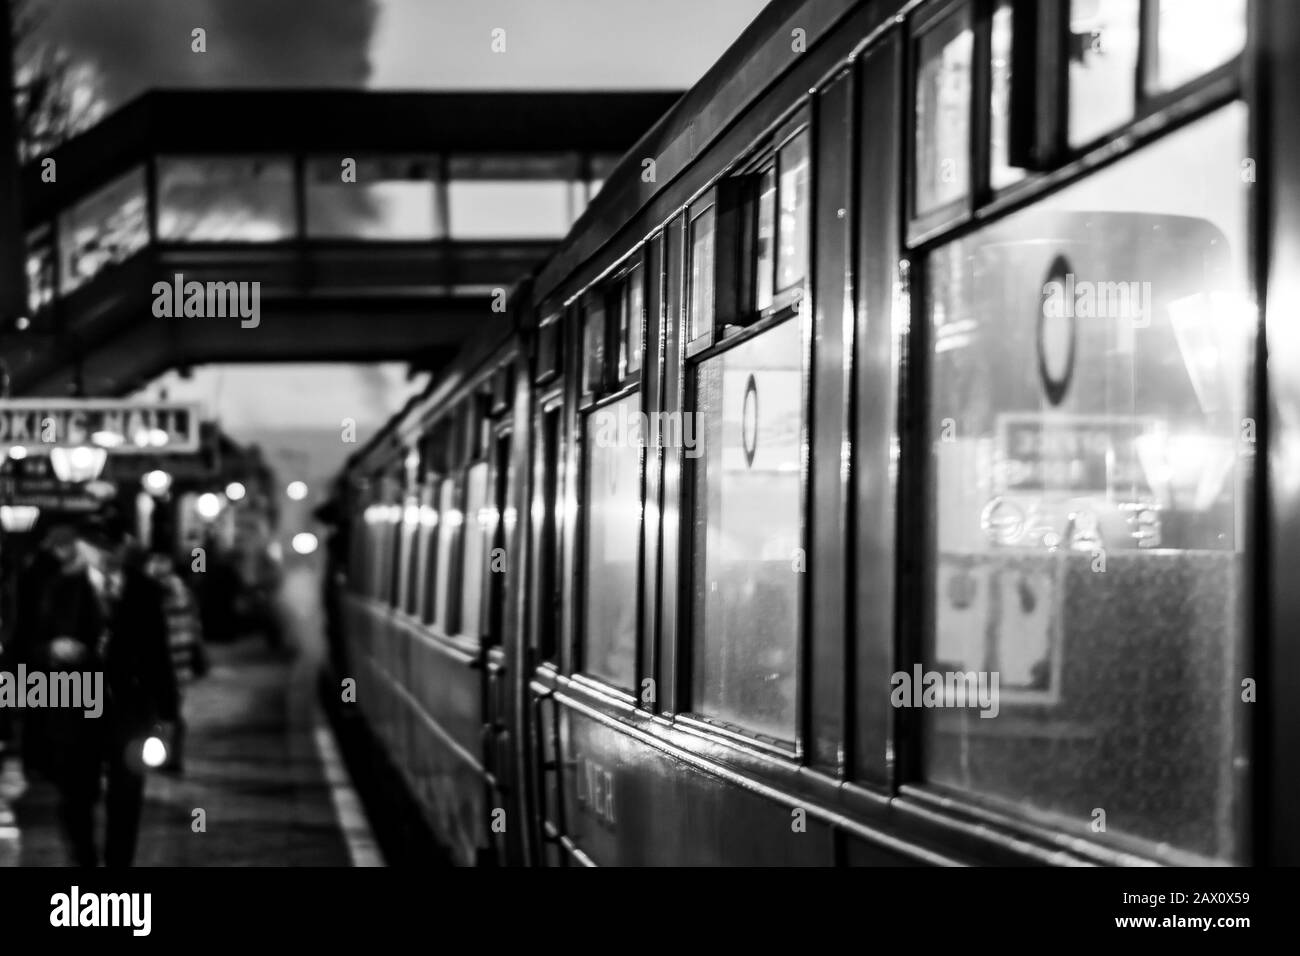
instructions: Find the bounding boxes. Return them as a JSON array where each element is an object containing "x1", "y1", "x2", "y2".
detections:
[
  {"x1": 777, "y1": 131, "x2": 811, "y2": 294},
  {"x1": 583, "y1": 297, "x2": 606, "y2": 394},
  {"x1": 460, "y1": 461, "x2": 490, "y2": 638},
  {"x1": 624, "y1": 265, "x2": 644, "y2": 375},
  {"x1": 693, "y1": 317, "x2": 803, "y2": 741},
  {"x1": 1150, "y1": 0, "x2": 1246, "y2": 94},
  {"x1": 583, "y1": 393, "x2": 641, "y2": 687},
  {"x1": 58, "y1": 166, "x2": 148, "y2": 294},
  {"x1": 989, "y1": 1, "x2": 1026, "y2": 191},
  {"x1": 915, "y1": 6, "x2": 973, "y2": 215},
  {"x1": 1068, "y1": 0, "x2": 1140, "y2": 148},
  {"x1": 157, "y1": 157, "x2": 295, "y2": 242},
  {"x1": 447, "y1": 180, "x2": 570, "y2": 238},
  {"x1": 306, "y1": 156, "x2": 441, "y2": 239},
  {"x1": 925, "y1": 103, "x2": 1251, "y2": 861},
  {"x1": 689, "y1": 206, "x2": 716, "y2": 340},
  {"x1": 433, "y1": 478, "x2": 460, "y2": 634},
  {"x1": 26, "y1": 226, "x2": 55, "y2": 313},
  {"x1": 755, "y1": 169, "x2": 776, "y2": 310}
]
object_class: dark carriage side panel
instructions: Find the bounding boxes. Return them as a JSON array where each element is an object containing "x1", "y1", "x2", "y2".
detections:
[
  {"x1": 808, "y1": 67, "x2": 856, "y2": 772},
  {"x1": 853, "y1": 29, "x2": 902, "y2": 790},
  {"x1": 558, "y1": 703, "x2": 835, "y2": 866}
]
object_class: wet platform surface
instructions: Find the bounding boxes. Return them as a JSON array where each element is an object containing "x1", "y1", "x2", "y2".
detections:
[{"x1": 0, "y1": 565, "x2": 380, "y2": 867}]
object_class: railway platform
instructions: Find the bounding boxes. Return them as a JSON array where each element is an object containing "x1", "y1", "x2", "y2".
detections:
[{"x1": 0, "y1": 567, "x2": 381, "y2": 868}]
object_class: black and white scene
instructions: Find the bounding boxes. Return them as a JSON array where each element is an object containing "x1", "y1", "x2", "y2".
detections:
[{"x1": 0, "y1": 0, "x2": 1292, "y2": 929}]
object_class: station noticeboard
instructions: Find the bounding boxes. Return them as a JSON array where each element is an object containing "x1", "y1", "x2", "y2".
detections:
[{"x1": 0, "y1": 400, "x2": 200, "y2": 454}]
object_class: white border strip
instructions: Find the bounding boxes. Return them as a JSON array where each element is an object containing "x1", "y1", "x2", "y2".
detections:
[{"x1": 312, "y1": 724, "x2": 384, "y2": 867}]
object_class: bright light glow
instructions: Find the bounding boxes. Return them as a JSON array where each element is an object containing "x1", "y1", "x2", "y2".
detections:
[
  {"x1": 419, "y1": 505, "x2": 438, "y2": 529},
  {"x1": 142, "y1": 736, "x2": 168, "y2": 768},
  {"x1": 225, "y1": 481, "x2": 247, "y2": 501},
  {"x1": 443, "y1": 508, "x2": 464, "y2": 529},
  {"x1": 286, "y1": 481, "x2": 308, "y2": 501},
  {"x1": 292, "y1": 532, "x2": 319, "y2": 555},
  {"x1": 148, "y1": 428, "x2": 169, "y2": 448},
  {"x1": 91, "y1": 430, "x2": 124, "y2": 448},
  {"x1": 196, "y1": 493, "x2": 222, "y2": 520},
  {"x1": 143, "y1": 470, "x2": 172, "y2": 495},
  {"x1": 50, "y1": 445, "x2": 108, "y2": 483},
  {"x1": 404, "y1": 503, "x2": 420, "y2": 526},
  {"x1": 0, "y1": 505, "x2": 41, "y2": 533},
  {"x1": 7, "y1": 445, "x2": 27, "y2": 460}
]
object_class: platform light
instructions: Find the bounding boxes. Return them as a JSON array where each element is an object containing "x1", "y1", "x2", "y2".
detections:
[
  {"x1": 286, "y1": 481, "x2": 308, "y2": 501},
  {"x1": 225, "y1": 481, "x2": 247, "y2": 502},
  {"x1": 291, "y1": 532, "x2": 318, "y2": 555},
  {"x1": 0, "y1": 505, "x2": 41, "y2": 533},
  {"x1": 91, "y1": 430, "x2": 125, "y2": 448},
  {"x1": 8, "y1": 445, "x2": 28, "y2": 460},
  {"x1": 141, "y1": 735, "x2": 168, "y2": 769},
  {"x1": 196, "y1": 492, "x2": 222, "y2": 520},
  {"x1": 50, "y1": 445, "x2": 108, "y2": 483},
  {"x1": 143, "y1": 469, "x2": 172, "y2": 496}
]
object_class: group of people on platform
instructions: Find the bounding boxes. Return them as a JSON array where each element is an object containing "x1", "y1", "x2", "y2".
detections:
[{"x1": 0, "y1": 523, "x2": 211, "y2": 866}]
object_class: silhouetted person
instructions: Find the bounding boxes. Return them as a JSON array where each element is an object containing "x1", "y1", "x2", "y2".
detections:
[
  {"x1": 11, "y1": 525, "x2": 107, "y2": 865},
  {"x1": 97, "y1": 535, "x2": 180, "y2": 866}
]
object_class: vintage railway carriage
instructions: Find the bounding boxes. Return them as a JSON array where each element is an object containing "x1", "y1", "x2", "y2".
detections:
[{"x1": 336, "y1": 0, "x2": 1300, "y2": 865}]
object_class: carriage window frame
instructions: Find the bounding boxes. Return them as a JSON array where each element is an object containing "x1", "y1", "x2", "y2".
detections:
[
  {"x1": 532, "y1": 393, "x2": 566, "y2": 663},
  {"x1": 684, "y1": 195, "x2": 718, "y2": 357},
  {"x1": 678, "y1": 302, "x2": 810, "y2": 758},
  {"x1": 614, "y1": 253, "x2": 646, "y2": 386},
  {"x1": 576, "y1": 382, "x2": 644, "y2": 698}
]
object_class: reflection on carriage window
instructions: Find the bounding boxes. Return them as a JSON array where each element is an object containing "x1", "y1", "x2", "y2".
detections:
[
  {"x1": 1149, "y1": 0, "x2": 1246, "y2": 94},
  {"x1": 692, "y1": 317, "x2": 803, "y2": 741},
  {"x1": 925, "y1": 103, "x2": 1250, "y2": 862},
  {"x1": 58, "y1": 166, "x2": 148, "y2": 293},
  {"x1": 157, "y1": 157, "x2": 295, "y2": 241},
  {"x1": 583, "y1": 393, "x2": 640, "y2": 688},
  {"x1": 914, "y1": 4, "x2": 972, "y2": 215},
  {"x1": 1068, "y1": 0, "x2": 1140, "y2": 148}
]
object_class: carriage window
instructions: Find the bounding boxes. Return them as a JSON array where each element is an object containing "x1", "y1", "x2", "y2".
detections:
[
  {"x1": 989, "y1": 1, "x2": 1026, "y2": 191},
  {"x1": 622, "y1": 264, "x2": 645, "y2": 377},
  {"x1": 583, "y1": 393, "x2": 641, "y2": 687},
  {"x1": 460, "y1": 461, "x2": 491, "y2": 638},
  {"x1": 420, "y1": 483, "x2": 440, "y2": 624},
  {"x1": 433, "y1": 477, "x2": 461, "y2": 634},
  {"x1": 692, "y1": 316, "x2": 803, "y2": 742},
  {"x1": 776, "y1": 132, "x2": 810, "y2": 295},
  {"x1": 1067, "y1": 0, "x2": 1140, "y2": 148},
  {"x1": 924, "y1": 103, "x2": 1250, "y2": 861},
  {"x1": 914, "y1": 4, "x2": 972, "y2": 215},
  {"x1": 583, "y1": 296, "x2": 607, "y2": 395},
  {"x1": 1147, "y1": 0, "x2": 1246, "y2": 94},
  {"x1": 755, "y1": 170, "x2": 776, "y2": 311},
  {"x1": 689, "y1": 206, "x2": 716, "y2": 341},
  {"x1": 535, "y1": 406, "x2": 563, "y2": 661}
]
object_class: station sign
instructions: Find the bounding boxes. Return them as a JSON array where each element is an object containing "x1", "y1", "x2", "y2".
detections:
[{"x1": 0, "y1": 400, "x2": 199, "y2": 454}]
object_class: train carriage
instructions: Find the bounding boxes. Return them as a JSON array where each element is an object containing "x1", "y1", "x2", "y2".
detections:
[{"x1": 333, "y1": 0, "x2": 1299, "y2": 866}]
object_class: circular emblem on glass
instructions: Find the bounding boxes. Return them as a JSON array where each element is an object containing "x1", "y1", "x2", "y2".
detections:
[
  {"x1": 741, "y1": 373, "x2": 759, "y2": 468},
  {"x1": 1038, "y1": 254, "x2": 1077, "y2": 406}
]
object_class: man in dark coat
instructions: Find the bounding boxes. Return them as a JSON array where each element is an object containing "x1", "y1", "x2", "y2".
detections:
[
  {"x1": 12, "y1": 525, "x2": 108, "y2": 865},
  {"x1": 98, "y1": 536, "x2": 180, "y2": 867}
]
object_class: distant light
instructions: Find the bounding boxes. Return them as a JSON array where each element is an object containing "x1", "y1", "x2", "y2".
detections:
[
  {"x1": 286, "y1": 481, "x2": 308, "y2": 501},
  {"x1": 50, "y1": 445, "x2": 108, "y2": 483},
  {"x1": 143, "y1": 470, "x2": 172, "y2": 495},
  {"x1": 0, "y1": 505, "x2": 40, "y2": 533},
  {"x1": 142, "y1": 736, "x2": 168, "y2": 768},
  {"x1": 15, "y1": 316, "x2": 29, "y2": 331},
  {"x1": 292, "y1": 532, "x2": 318, "y2": 555},
  {"x1": 148, "y1": 428, "x2": 169, "y2": 448},
  {"x1": 196, "y1": 492, "x2": 222, "y2": 520},
  {"x1": 7, "y1": 445, "x2": 27, "y2": 460},
  {"x1": 91, "y1": 429, "x2": 124, "y2": 448},
  {"x1": 225, "y1": 481, "x2": 247, "y2": 501}
]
